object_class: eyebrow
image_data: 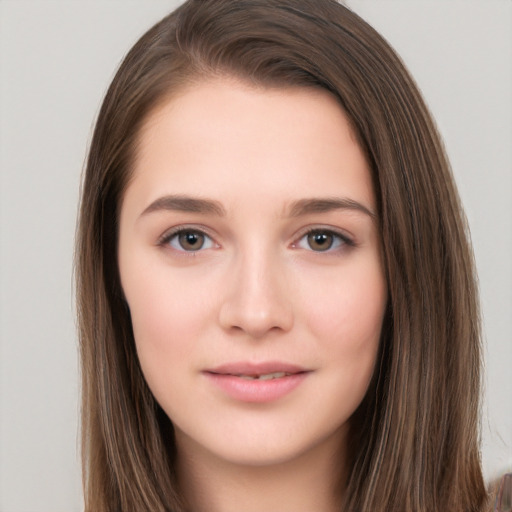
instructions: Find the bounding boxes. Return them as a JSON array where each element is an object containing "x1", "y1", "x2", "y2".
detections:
[
  {"x1": 139, "y1": 194, "x2": 376, "y2": 220},
  {"x1": 140, "y1": 195, "x2": 226, "y2": 217},
  {"x1": 288, "y1": 197, "x2": 376, "y2": 220}
]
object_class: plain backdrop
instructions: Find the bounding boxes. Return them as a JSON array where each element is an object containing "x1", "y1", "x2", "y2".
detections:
[{"x1": 0, "y1": 1, "x2": 510, "y2": 511}]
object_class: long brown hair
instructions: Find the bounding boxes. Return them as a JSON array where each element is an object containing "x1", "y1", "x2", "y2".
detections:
[{"x1": 76, "y1": 1, "x2": 488, "y2": 510}]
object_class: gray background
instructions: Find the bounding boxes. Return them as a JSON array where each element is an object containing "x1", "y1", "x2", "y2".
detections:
[{"x1": 0, "y1": 1, "x2": 510, "y2": 511}]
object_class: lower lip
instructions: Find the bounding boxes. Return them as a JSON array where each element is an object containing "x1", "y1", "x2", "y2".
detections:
[{"x1": 204, "y1": 372, "x2": 309, "y2": 403}]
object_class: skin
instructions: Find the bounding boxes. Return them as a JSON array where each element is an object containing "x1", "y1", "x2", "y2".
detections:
[{"x1": 118, "y1": 78, "x2": 388, "y2": 512}]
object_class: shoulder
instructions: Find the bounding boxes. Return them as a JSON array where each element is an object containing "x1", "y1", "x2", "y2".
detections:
[{"x1": 489, "y1": 472, "x2": 511, "y2": 512}]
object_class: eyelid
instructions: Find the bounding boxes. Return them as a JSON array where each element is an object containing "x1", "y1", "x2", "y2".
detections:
[
  {"x1": 291, "y1": 226, "x2": 355, "y2": 252},
  {"x1": 158, "y1": 225, "x2": 219, "y2": 251},
  {"x1": 156, "y1": 224, "x2": 355, "y2": 253}
]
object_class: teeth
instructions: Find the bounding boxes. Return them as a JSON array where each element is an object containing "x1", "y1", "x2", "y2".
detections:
[
  {"x1": 259, "y1": 372, "x2": 287, "y2": 380},
  {"x1": 238, "y1": 372, "x2": 289, "y2": 380}
]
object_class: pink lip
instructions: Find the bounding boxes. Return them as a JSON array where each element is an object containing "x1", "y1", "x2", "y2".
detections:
[
  {"x1": 203, "y1": 361, "x2": 310, "y2": 403},
  {"x1": 208, "y1": 361, "x2": 307, "y2": 376}
]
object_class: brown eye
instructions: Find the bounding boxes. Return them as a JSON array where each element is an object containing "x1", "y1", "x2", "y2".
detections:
[
  {"x1": 307, "y1": 231, "x2": 334, "y2": 251},
  {"x1": 178, "y1": 231, "x2": 205, "y2": 251},
  {"x1": 163, "y1": 229, "x2": 215, "y2": 252},
  {"x1": 295, "y1": 229, "x2": 352, "y2": 253}
]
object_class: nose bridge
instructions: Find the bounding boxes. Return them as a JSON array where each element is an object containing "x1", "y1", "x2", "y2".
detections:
[{"x1": 219, "y1": 240, "x2": 293, "y2": 337}]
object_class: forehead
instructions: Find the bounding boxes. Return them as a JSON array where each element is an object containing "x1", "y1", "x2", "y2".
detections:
[{"x1": 126, "y1": 79, "x2": 374, "y2": 214}]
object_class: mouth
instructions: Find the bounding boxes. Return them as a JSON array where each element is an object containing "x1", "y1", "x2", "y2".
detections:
[
  {"x1": 236, "y1": 372, "x2": 294, "y2": 381},
  {"x1": 203, "y1": 362, "x2": 310, "y2": 402},
  {"x1": 205, "y1": 361, "x2": 308, "y2": 379}
]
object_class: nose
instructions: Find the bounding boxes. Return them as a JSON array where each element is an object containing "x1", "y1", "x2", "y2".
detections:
[{"x1": 218, "y1": 250, "x2": 294, "y2": 339}]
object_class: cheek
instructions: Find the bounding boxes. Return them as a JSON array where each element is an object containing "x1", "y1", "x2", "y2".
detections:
[
  {"x1": 122, "y1": 267, "x2": 213, "y2": 386},
  {"x1": 300, "y1": 257, "x2": 387, "y2": 372}
]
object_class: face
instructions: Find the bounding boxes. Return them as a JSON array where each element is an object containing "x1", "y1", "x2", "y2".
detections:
[{"x1": 118, "y1": 79, "x2": 387, "y2": 469}]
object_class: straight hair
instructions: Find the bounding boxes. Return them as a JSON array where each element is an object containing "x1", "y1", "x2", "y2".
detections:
[{"x1": 76, "y1": 1, "x2": 488, "y2": 510}]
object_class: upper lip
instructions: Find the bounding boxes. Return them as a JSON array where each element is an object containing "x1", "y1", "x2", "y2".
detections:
[{"x1": 205, "y1": 361, "x2": 308, "y2": 376}]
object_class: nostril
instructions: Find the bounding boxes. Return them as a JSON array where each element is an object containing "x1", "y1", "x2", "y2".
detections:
[
  {"x1": 217, "y1": 261, "x2": 294, "y2": 336},
  {"x1": 219, "y1": 303, "x2": 294, "y2": 338}
]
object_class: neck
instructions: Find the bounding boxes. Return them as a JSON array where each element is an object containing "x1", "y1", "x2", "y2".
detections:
[{"x1": 176, "y1": 429, "x2": 346, "y2": 512}]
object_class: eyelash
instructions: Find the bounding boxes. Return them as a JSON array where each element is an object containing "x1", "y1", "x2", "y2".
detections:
[
  {"x1": 158, "y1": 226, "x2": 216, "y2": 253},
  {"x1": 158, "y1": 226, "x2": 355, "y2": 254},
  {"x1": 293, "y1": 228, "x2": 355, "y2": 253}
]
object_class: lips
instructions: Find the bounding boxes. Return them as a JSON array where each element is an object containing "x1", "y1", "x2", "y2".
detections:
[
  {"x1": 237, "y1": 372, "x2": 291, "y2": 380},
  {"x1": 207, "y1": 361, "x2": 307, "y2": 377},
  {"x1": 203, "y1": 362, "x2": 310, "y2": 402}
]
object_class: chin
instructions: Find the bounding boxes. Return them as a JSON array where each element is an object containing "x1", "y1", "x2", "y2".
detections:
[{"x1": 174, "y1": 419, "x2": 347, "y2": 470}]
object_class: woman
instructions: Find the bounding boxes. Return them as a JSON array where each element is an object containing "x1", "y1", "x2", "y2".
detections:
[{"x1": 76, "y1": 0, "x2": 491, "y2": 510}]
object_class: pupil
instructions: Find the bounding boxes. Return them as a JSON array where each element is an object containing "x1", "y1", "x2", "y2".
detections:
[
  {"x1": 308, "y1": 232, "x2": 332, "y2": 251},
  {"x1": 179, "y1": 231, "x2": 203, "y2": 250}
]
